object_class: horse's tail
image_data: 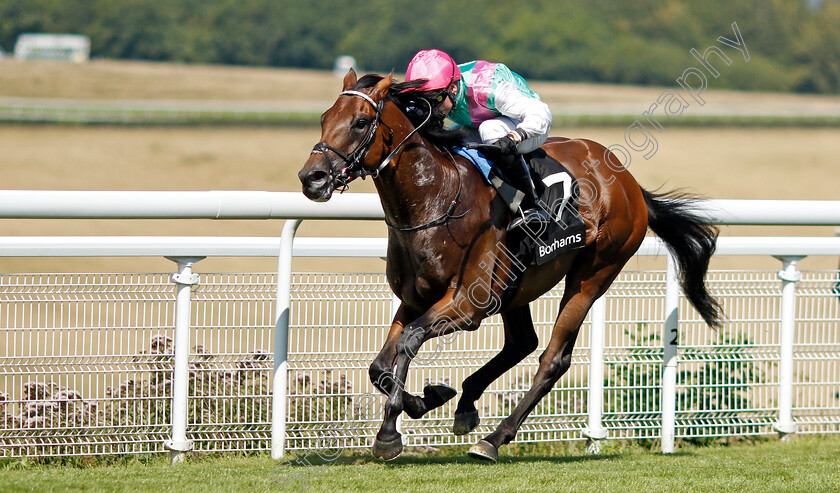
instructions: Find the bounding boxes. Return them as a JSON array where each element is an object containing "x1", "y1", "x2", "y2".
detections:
[{"x1": 642, "y1": 188, "x2": 723, "y2": 329}]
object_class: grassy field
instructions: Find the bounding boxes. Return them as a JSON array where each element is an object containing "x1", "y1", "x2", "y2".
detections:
[
  {"x1": 0, "y1": 59, "x2": 838, "y2": 274},
  {"x1": 2, "y1": 59, "x2": 840, "y2": 125},
  {"x1": 4, "y1": 58, "x2": 840, "y2": 109},
  {"x1": 1, "y1": 436, "x2": 838, "y2": 493}
]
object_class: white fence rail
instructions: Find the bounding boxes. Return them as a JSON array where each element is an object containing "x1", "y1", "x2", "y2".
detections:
[
  {"x1": 0, "y1": 191, "x2": 838, "y2": 462},
  {"x1": 0, "y1": 190, "x2": 840, "y2": 224}
]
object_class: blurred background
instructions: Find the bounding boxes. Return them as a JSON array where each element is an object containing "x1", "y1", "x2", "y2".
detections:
[{"x1": 2, "y1": 0, "x2": 839, "y2": 93}]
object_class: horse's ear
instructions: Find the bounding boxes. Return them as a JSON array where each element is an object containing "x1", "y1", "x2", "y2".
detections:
[
  {"x1": 342, "y1": 68, "x2": 357, "y2": 91},
  {"x1": 372, "y1": 71, "x2": 393, "y2": 100}
]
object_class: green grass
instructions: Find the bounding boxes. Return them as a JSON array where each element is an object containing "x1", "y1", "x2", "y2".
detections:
[
  {"x1": 552, "y1": 113, "x2": 840, "y2": 128},
  {"x1": 1, "y1": 436, "x2": 838, "y2": 493},
  {"x1": 4, "y1": 105, "x2": 840, "y2": 127},
  {"x1": 0, "y1": 106, "x2": 323, "y2": 126}
]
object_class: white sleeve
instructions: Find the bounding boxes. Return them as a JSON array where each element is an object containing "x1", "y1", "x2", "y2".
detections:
[{"x1": 493, "y1": 81, "x2": 553, "y2": 140}]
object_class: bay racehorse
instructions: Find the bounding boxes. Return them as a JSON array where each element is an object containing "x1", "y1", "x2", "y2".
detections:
[{"x1": 298, "y1": 70, "x2": 722, "y2": 461}]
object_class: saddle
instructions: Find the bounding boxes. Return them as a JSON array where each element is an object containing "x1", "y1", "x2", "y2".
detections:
[{"x1": 453, "y1": 147, "x2": 586, "y2": 267}]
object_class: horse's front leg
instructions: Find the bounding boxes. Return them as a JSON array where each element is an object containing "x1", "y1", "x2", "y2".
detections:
[
  {"x1": 372, "y1": 293, "x2": 476, "y2": 460},
  {"x1": 368, "y1": 304, "x2": 457, "y2": 421}
]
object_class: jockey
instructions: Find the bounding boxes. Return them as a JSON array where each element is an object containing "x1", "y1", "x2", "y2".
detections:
[{"x1": 404, "y1": 48, "x2": 553, "y2": 229}]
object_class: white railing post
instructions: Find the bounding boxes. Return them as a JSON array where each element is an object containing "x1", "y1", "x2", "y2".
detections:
[
  {"x1": 583, "y1": 294, "x2": 608, "y2": 453},
  {"x1": 272, "y1": 219, "x2": 301, "y2": 459},
  {"x1": 661, "y1": 253, "x2": 680, "y2": 454},
  {"x1": 164, "y1": 256, "x2": 204, "y2": 464},
  {"x1": 772, "y1": 255, "x2": 803, "y2": 441}
]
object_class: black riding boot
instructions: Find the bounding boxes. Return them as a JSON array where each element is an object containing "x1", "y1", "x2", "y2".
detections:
[{"x1": 497, "y1": 155, "x2": 551, "y2": 231}]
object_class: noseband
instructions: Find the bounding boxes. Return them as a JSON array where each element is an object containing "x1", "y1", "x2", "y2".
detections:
[
  {"x1": 311, "y1": 90, "x2": 433, "y2": 189},
  {"x1": 311, "y1": 89, "x2": 469, "y2": 231}
]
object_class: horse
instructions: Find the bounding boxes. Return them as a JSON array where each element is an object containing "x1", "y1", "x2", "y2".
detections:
[{"x1": 298, "y1": 69, "x2": 723, "y2": 461}]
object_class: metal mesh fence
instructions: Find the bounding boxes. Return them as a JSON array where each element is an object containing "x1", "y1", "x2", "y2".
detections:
[
  {"x1": 0, "y1": 273, "x2": 176, "y2": 456},
  {"x1": 793, "y1": 271, "x2": 840, "y2": 434},
  {"x1": 1, "y1": 269, "x2": 838, "y2": 457}
]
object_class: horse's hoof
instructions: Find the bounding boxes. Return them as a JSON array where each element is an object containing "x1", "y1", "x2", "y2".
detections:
[
  {"x1": 452, "y1": 410, "x2": 480, "y2": 435},
  {"x1": 372, "y1": 436, "x2": 403, "y2": 461},
  {"x1": 467, "y1": 440, "x2": 498, "y2": 462},
  {"x1": 425, "y1": 384, "x2": 457, "y2": 404}
]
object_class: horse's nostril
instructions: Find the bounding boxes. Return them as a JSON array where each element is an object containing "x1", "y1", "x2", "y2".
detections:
[{"x1": 307, "y1": 170, "x2": 329, "y2": 186}]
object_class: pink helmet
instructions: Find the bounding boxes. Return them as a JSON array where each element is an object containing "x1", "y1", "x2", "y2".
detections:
[{"x1": 405, "y1": 49, "x2": 461, "y2": 91}]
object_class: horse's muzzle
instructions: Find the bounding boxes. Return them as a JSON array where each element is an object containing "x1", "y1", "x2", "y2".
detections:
[{"x1": 299, "y1": 161, "x2": 334, "y2": 202}]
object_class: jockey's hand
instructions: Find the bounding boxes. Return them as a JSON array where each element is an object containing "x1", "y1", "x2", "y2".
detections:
[
  {"x1": 467, "y1": 137, "x2": 518, "y2": 170},
  {"x1": 467, "y1": 136, "x2": 518, "y2": 158},
  {"x1": 493, "y1": 135, "x2": 518, "y2": 156}
]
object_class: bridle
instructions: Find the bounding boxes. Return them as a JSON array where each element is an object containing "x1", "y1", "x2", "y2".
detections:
[
  {"x1": 310, "y1": 90, "x2": 433, "y2": 191},
  {"x1": 311, "y1": 90, "x2": 384, "y2": 190},
  {"x1": 310, "y1": 88, "x2": 470, "y2": 231}
]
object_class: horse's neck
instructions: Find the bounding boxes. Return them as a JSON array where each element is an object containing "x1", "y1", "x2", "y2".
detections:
[{"x1": 374, "y1": 140, "x2": 454, "y2": 228}]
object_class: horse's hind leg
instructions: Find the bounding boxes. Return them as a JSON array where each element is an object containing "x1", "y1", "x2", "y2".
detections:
[
  {"x1": 468, "y1": 263, "x2": 624, "y2": 461},
  {"x1": 453, "y1": 305, "x2": 538, "y2": 435}
]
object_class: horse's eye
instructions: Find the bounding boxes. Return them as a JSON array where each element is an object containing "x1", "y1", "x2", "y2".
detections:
[{"x1": 352, "y1": 118, "x2": 369, "y2": 130}]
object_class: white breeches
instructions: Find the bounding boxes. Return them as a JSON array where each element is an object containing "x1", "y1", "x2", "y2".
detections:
[{"x1": 478, "y1": 116, "x2": 548, "y2": 154}]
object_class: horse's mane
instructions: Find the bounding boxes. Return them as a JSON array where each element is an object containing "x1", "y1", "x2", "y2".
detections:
[{"x1": 354, "y1": 74, "x2": 471, "y2": 150}]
